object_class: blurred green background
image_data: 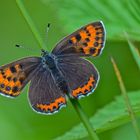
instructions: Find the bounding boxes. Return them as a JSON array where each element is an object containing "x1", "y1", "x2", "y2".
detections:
[{"x1": 0, "y1": 0, "x2": 140, "y2": 140}]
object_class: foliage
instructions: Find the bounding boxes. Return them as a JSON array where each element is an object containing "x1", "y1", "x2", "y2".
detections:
[
  {"x1": 55, "y1": 90, "x2": 140, "y2": 140},
  {"x1": 49, "y1": 0, "x2": 140, "y2": 41}
]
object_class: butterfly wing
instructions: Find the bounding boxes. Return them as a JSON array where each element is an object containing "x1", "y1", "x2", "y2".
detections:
[
  {"x1": 28, "y1": 65, "x2": 66, "y2": 115},
  {"x1": 57, "y1": 56, "x2": 99, "y2": 99},
  {"x1": 0, "y1": 57, "x2": 41, "y2": 97},
  {"x1": 52, "y1": 21, "x2": 106, "y2": 57}
]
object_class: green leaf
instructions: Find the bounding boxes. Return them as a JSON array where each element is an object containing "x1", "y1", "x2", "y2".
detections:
[
  {"x1": 124, "y1": 32, "x2": 140, "y2": 70},
  {"x1": 47, "y1": 0, "x2": 140, "y2": 41},
  {"x1": 55, "y1": 90, "x2": 140, "y2": 140}
]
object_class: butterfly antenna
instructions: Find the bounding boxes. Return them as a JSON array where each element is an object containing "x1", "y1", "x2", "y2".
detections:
[
  {"x1": 40, "y1": 23, "x2": 51, "y2": 56},
  {"x1": 16, "y1": 23, "x2": 51, "y2": 55},
  {"x1": 15, "y1": 44, "x2": 37, "y2": 52},
  {"x1": 46, "y1": 23, "x2": 51, "y2": 43}
]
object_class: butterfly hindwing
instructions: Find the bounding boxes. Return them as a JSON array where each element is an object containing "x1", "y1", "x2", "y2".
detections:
[
  {"x1": 28, "y1": 65, "x2": 66, "y2": 115},
  {"x1": 52, "y1": 21, "x2": 106, "y2": 57},
  {"x1": 57, "y1": 56, "x2": 99, "y2": 99},
  {"x1": 0, "y1": 57, "x2": 40, "y2": 97}
]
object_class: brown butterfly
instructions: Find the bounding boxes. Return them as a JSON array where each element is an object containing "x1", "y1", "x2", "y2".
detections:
[{"x1": 0, "y1": 21, "x2": 106, "y2": 115}]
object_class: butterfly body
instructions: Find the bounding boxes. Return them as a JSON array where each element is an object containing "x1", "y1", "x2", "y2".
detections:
[
  {"x1": 41, "y1": 52, "x2": 69, "y2": 94},
  {"x1": 0, "y1": 21, "x2": 106, "y2": 115}
]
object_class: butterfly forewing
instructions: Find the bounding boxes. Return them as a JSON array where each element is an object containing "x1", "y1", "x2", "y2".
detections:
[
  {"x1": 0, "y1": 57, "x2": 41, "y2": 97},
  {"x1": 52, "y1": 21, "x2": 106, "y2": 57},
  {"x1": 57, "y1": 56, "x2": 99, "y2": 99}
]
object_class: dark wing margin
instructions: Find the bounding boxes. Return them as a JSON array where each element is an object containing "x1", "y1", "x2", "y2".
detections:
[
  {"x1": 57, "y1": 56, "x2": 99, "y2": 99},
  {"x1": 0, "y1": 57, "x2": 41, "y2": 98},
  {"x1": 52, "y1": 21, "x2": 106, "y2": 57},
  {"x1": 28, "y1": 66, "x2": 66, "y2": 115}
]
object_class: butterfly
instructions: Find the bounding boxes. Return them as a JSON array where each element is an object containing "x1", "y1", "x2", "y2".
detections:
[{"x1": 0, "y1": 21, "x2": 106, "y2": 115}]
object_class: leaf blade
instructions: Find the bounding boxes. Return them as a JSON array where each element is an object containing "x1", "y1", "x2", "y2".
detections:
[{"x1": 55, "y1": 90, "x2": 140, "y2": 140}]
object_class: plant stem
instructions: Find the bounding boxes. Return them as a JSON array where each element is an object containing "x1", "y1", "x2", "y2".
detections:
[
  {"x1": 111, "y1": 57, "x2": 140, "y2": 140},
  {"x1": 68, "y1": 95, "x2": 99, "y2": 140},
  {"x1": 16, "y1": 0, "x2": 46, "y2": 50},
  {"x1": 16, "y1": 1, "x2": 99, "y2": 139}
]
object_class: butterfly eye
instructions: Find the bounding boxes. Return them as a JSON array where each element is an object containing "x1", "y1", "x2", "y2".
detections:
[{"x1": 41, "y1": 49, "x2": 46, "y2": 56}]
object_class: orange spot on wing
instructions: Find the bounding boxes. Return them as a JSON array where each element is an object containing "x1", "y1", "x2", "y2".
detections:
[
  {"x1": 5, "y1": 69, "x2": 12, "y2": 77},
  {"x1": 87, "y1": 41, "x2": 94, "y2": 47},
  {"x1": 71, "y1": 37, "x2": 77, "y2": 44},
  {"x1": 72, "y1": 76, "x2": 95, "y2": 97},
  {"x1": 86, "y1": 25, "x2": 94, "y2": 30},
  {"x1": 0, "y1": 73, "x2": 3, "y2": 79},
  {"x1": 80, "y1": 31, "x2": 87, "y2": 40},
  {"x1": 0, "y1": 76, "x2": 4, "y2": 82},
  {"x1": 83, "y1": 47, "x2": 90, "y2": 54},
  {"x1": 3, "y1": 79, "x2": 9, "y2": 85},
  {"x1": 9, "y1": 81, "x2": 15, "y2": 87},
  {"x1": 37, "y1": 97, "x2": 66, "y2": 112}
]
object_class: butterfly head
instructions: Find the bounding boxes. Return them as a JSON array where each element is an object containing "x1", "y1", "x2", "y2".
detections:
[
  {"x1": 41, "y1": 49, "x2": 49, "y2": 56},
  {"x1": 41, "y1": 50, "x2": 56, "y2": 70}
]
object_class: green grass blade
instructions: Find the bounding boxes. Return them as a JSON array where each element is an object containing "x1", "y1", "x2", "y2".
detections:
[
  {"x1": 16, "y1": 0, "x2": 46, "y2": 50},
  {"x1": 124, "y1": 32, "x2": 140, "y2": 70},
  {"x1": 111, "y1": 57, "x2": 140, "y2": 140},
  {"x1": 69, "y1": 96, "x2": 99, "y2": 140}
]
